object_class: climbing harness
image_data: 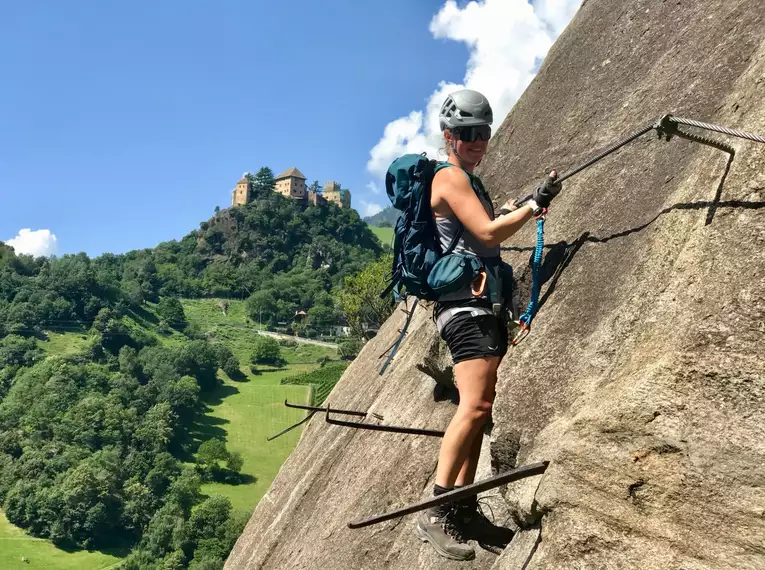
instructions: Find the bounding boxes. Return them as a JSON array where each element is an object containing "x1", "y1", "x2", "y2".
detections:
[
  {"x1": 348, "y1": 461, "x2": 549, "y2": 529},
  {"x1": 434, "y1": 305, "x2": 495, "y2": 334},
  {"x1": 501, "y1": 113, "x2": 760, "y2": 345}
]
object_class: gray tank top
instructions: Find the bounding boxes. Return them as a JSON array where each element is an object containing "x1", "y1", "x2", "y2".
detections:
[{"x1": 433, "y1": 164, "x2": 500, "y2": 301}]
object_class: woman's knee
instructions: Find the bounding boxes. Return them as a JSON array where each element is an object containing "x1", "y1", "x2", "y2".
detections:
[{"x1": 461, "y1": 399, "x2": 493, "y2": 426}]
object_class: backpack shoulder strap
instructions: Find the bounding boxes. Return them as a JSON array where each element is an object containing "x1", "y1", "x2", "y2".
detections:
[{"x1": 431, "y1": 162, "x2": 471, "y2": 255}]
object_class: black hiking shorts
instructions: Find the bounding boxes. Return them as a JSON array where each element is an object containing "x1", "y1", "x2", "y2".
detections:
[{"x1": 436, "y1": 301, "x2": 508, "y2": 365}]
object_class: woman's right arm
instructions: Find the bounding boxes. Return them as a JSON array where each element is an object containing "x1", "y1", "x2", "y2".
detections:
[{"x1": 432, "y1": 167, "x2": 536, "y2": 248}]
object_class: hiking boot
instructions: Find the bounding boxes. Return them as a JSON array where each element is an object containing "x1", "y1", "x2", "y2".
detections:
[
  {"x1": 455, "y1": 497, "x2": 514, "y2": 552},
  {"x1": 415, "y1": 505, "x2": 475, "y2": 561}
]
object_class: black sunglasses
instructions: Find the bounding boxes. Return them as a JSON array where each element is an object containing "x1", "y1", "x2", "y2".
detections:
[{"x1": 454, "y1": 125, "x2": 491, "y2": 142}]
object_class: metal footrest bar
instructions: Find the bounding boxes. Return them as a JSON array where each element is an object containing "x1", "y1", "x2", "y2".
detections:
[
  {"x1": 348, "y1": 461, "x2": 550, "y2": 529},
  {"x1": 326, "y1": 405, "x2": 444, "y2": 437},
  {"x1": 266, "y1": 410, "x2": 316, "y2": 441},
  {"x1": 283, "y1": 399, "x2": 369, "y2": 418}
]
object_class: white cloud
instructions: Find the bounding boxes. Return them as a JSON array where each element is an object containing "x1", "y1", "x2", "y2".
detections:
[
  {"x1": 359, "y1": 200, "x2": 384, "y2": 218},
  {"x1": 6, "y1": 228, "x2": 59, "y2": 257},
  {"x1": 366, "y1": 181, "x2": 382, "y2": 195},
  {"x1": 367, "y1": 0, "x2": 581, "y2": 178}
]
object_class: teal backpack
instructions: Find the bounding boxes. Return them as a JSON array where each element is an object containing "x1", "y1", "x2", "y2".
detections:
[{"x1": 381, "y1": 154, "x2": 464, "y2": 302}]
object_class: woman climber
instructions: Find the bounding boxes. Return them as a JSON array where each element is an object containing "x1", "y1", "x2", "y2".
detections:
[{"x1": 414, "y1": 88, "x2": 561, "y2": 561}]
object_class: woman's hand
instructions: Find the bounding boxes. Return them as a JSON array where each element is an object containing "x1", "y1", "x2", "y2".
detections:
[{"x1": 531, "y1": 170, "x2": 562, "y2": 209}]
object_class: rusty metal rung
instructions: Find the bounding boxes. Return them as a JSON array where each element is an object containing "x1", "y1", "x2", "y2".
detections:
[
  {"x1": 325, "y1": 405, "x2": 444, "y2": 437},
  {"x1": 267, "y1": 410, "x2": 316, "y2": 441},
  {"x1": 348, "y1": 461, "x2": 549, "y2": 529},
  {"x1": 284, "y1": 400, "x2": 368, "y2": 417}
]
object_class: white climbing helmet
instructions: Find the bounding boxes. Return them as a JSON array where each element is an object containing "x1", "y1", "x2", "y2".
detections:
[{"x1": 438, "y1": 89, "x2": 494, "y2": 131}]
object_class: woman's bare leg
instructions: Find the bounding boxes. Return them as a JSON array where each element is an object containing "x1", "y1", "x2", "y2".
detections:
[
  {"x1": 435, "y1": 356, "x2": 500, "y2": 488},
  {"x1": 454, "y1": 429, "x2": 483, "y2": 486},
  {"x1": 454, "y1": 365, "x2": 497, "y2": 486}
]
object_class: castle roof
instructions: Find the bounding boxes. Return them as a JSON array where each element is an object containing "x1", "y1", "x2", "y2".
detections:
[
  {"x1": 237, "y1": 176, "x2": 249, "y2": 185},
  {"x1": 275, "y1": 167, "x2": 307, "y2": 180}
]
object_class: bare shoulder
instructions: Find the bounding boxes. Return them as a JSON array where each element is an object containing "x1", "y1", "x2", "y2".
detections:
[
  {"x1": 431, "y1": 165, "x2": 473, "y2": 218},
  {"x1": 432, "y1": 165, "x2": 471, "y2": 195}
]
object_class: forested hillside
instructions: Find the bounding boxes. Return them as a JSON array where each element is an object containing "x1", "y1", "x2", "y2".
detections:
[
  {"x1": 363, "y1": 205, "x2": 397, "y2": 227},
  {"x1": 0, "y1": 169, "x2": 383, "y2": 340},
  {"x1": 0, "y1": 167, "x2": 387, "y2": 569}
]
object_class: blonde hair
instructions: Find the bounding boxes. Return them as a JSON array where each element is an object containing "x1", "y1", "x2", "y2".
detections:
[{"x1": 438, "y1": 131, "x2": 454, "y2": 158}]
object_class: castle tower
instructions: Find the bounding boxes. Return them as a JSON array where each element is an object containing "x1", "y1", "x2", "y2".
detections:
[
  {"x1": 324, "y1": 181, "x2": 351, "y2": 209},
  {"x1": 274, "y1": 167, "x2": 308, "y2": 200},
  {"x1": 232, "y1": 173, "x2": 251, "y2": 206}
]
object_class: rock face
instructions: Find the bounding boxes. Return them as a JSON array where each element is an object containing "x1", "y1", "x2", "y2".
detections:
[{"x1": 226, "y1": 1, "x2": 765, "y2": 569}]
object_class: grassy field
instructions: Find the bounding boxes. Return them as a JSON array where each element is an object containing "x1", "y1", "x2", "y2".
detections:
[
  {"x1": 39, "y1": 331, "x2": 89, "y2": 355},
  {"x1": 0, "y1": 511, "x2": 122, "y2": 570},
  {"x1": 182, "y1": 298, "x2": 339, "y2": 511},
  {"x1": 195, "y1": 364, "x2": 318, "y2": 512},
  {"x1": 369, "y1": 225, "x2": 394, "y2": 247},
  {"x1": 6, "y1": 297, "x2": 336, "y2": 567}
]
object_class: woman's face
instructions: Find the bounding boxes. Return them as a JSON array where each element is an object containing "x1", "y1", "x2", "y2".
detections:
[{"x1": 446, "y1": 127, "x2": 490, "y2": 165}]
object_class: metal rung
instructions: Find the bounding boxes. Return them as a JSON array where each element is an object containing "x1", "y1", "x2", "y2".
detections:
[
  {"x1": 348, "y1": 461, "x2": 549, "y2": 529},
  {"x1": 267, "y1": 410, "x2": 316, "y2": 441},
  {"x1": 284, "y1": 400, "x2": 369, "y2": 418},
  {"x1": 326, "y1": 405, "x2": 444, "y2": 437}
]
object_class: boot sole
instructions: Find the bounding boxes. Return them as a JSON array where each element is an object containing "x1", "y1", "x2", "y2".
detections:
[{"x1": 415, "y1": 523, "x2": 475, "y2": 561}]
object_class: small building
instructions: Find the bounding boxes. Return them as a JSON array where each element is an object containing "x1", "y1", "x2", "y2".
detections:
[
  {"x1": 329, "y1": 325, "x2": 352, "y2": 337},
  {"x1": 323, "y1": 181, "x2": 351, "y2": 209},
  {"x1": 232, "y1": 173, "x2": 251, "y2": 206},
  {"x1": 307, "y1": 190, "x2": 327, "y2": 206},
  {"x1": 275, "y1": 167, "x2": 308, "y2": 200}
]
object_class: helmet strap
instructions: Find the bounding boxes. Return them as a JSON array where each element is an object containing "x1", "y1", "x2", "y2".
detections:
[{"x1": 450, "y1": 137, "x2": 481, "y2": 171}]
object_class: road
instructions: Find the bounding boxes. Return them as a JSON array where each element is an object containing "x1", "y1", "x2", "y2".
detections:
[{"x1": 257, "y1": 330, "x2": 339, "y2": 349}]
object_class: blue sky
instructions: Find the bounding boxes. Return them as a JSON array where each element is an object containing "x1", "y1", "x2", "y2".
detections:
[{"x1": 1, "y1": 0, "x2": 578, "y2": 257}]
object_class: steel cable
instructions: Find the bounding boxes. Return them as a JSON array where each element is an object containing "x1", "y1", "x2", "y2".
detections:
[{"x1": 671, "y1": 116, "x2": 765, "y2": 144}]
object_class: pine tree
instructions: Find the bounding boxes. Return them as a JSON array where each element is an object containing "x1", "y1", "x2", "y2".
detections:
[{"x1": 248, "y1": 167, "x2": 275, "y2": 199}]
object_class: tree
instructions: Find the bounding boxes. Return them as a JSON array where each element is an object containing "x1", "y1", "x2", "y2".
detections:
[
  {"x1": 246, "y1": 289, "x2": 277, "y2": 327},
  {"x1": 338, "y1": 255, "x2": 395, "y2": 339},
  {"x1": 167, "y1": 468, "x2": 202, "y2": 516},
  {"x1": 248, "y1": 167, "x2": 275, "y2": 199},
  {"x1": 163, "y1": 550, "x2": 187, "y2": 570},
  {"x1": 157, "y1": 297, "x2": 186, "y2": 330},
  {"x1": 250, "y1": 336, "x2": 284, "y2": 367},
  {"x1": 222, "y1": 356, "x2": 241, "y2": 379},
  {"x1": 197, "y1": 439, "x2": 228, "y2": 467},
  {"x1": 338, "y1": 337, "x2": 363, "y2": 361},
  {"x1": 226, "y1": 452, "x2": 243, "y2": 473},
  {"x1": 185, "y1": 495, "x2": 232, "y2": 555},
  {"x1": 309, "y1": 180, "x2": 321, "y2": 194}
]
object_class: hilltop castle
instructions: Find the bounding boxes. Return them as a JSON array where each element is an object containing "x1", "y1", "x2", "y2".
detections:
[{"x1": 231, "y1": 168, "x2": 351, "y2": 209}]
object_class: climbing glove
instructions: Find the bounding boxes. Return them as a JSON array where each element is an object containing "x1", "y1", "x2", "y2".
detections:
[{"x1": 531, "y1": 172, "x2": 562, "y2": 209}]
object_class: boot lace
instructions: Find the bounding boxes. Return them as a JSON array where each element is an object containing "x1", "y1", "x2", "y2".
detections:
[{"x1": 441, "y1": 505, "x2": 469, "y2": 542}]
